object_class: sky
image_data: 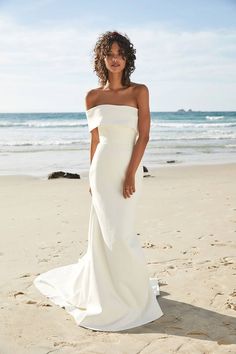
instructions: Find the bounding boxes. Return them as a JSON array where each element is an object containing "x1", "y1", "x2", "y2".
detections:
[{"x1": 0, "y1": 0, "x2": 235, "y2": 112}]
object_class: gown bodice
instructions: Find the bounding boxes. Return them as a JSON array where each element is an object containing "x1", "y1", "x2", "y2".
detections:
[{"x1": 86, "y1": 104, "x2": 139, "y2": 146}]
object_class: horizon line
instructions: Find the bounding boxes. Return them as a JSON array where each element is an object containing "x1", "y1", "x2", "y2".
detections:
[{"x1": 0, "y1": 109, "x2": 235, "y2": 114}]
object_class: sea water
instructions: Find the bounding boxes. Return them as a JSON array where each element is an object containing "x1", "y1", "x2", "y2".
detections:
[{"x1": 0, "y1": 111, "x2": 235, "y2": 176}]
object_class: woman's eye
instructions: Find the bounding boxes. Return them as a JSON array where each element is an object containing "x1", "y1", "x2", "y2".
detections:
[{"x1": 107, "y1": 53, "x2": 123, "y2": 57}]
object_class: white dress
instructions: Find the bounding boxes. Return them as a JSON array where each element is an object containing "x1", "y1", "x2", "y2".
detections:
[{"x1": 33, "y1": 104, "x2": 164, "y2": 331}]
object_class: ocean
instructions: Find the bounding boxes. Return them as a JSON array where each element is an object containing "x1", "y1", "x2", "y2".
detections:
[{"x1": 0, "y1": 111, "x2": 235, "y2": 177}]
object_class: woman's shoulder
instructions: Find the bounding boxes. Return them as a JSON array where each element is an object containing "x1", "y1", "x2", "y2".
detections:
[
  {"x1": 85, "y1": 87, "x2": 102, "y2": 110},
  {"x1": 131, "y1": 82, "x2": 149, "y2": 91},
  {"x1": 130, "y1": 82, "x2": 149, "y2": 99}
]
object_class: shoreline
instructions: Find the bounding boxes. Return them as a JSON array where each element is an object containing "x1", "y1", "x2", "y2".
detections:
[
  {"x1": 0, "y1": 160, "x2": 235, "y2": 180},
  {"x1": 1, "y1": 109, "x2": 235, "y2": 182}
]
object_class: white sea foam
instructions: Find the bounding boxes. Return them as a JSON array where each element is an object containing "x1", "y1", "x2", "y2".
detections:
[
  {"x1": 206, "y1": 115, "x2": 224, "y2": 120},
  {"x1": 151, "y1": 122, "x2": 235, "y2": 128},
  {"x1": 0, "y1": 120, "x2": 87, "y2": 128},
  {"x1": 0, "y1": 111, "x2": 235, "y2": 175},
  {"x1": 0, "y1": 140, "x2": 89, "y2": 147},
  {"x1": 225, "y1": 144, "x2": 236, "y2": 148}
]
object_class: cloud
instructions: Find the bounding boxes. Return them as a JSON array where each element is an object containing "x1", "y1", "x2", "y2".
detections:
[
  {"x1": 0, "y1": 15, "x2": 96, "y2": 74},
  {"x1": 130, "y1": 27, "x2": 236, "y2": 83},
  {"x1": 0, "y1": 15, "x2": 235, "y2": 111}
]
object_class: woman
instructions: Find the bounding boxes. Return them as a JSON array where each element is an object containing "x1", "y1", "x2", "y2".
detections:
[
  {"x1": 34, "y1": 30, "x2": 164, "y2": 332},
  {"x1": 87, "y1": 32, "x2": 150, "y2": 200}
]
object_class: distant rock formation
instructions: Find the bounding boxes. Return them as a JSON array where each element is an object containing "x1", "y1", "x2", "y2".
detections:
[
  {"x1": 48, "y1": 171, "x2": 80, "y2": 179},
  {"x1": 177, "y1": 108, "x2": 193, "y2": 113}
]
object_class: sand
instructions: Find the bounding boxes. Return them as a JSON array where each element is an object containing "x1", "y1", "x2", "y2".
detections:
[{"x1": 0, "y1": 163, "x2": 236, "y2": 354}]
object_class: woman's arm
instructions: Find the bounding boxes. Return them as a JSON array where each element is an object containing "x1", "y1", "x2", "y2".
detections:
[
  {"x1": 123, "y1": 84, "x2": 150, "y2": 198},
  {"x1": 90, "y1": 129, "x2": 100, "y2": 164},
  {"x1": 85, "y1": 90, "x2": 100, "y2": 164},
  {"x1": 85, "y1": 90, "x2": 100, "y2": 195}
]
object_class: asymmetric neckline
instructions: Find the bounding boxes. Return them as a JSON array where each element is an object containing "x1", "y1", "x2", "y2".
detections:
[{"x1": 86, "y1": 104, "x2": 138, "y2": 112}]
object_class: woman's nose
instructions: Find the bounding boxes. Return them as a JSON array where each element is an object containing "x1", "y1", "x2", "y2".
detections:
[{"x1": 111, "y1": 54, "x2": 119, "y2": 60}]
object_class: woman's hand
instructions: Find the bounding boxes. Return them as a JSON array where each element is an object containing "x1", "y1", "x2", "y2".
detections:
[{"x1": 123, "y1": 173, "x2": 135, "y2": 198}]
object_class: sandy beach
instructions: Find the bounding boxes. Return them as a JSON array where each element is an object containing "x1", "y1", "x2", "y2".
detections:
[{"x1": 0, "y1": 163, "x2": 236, "y2": 354}]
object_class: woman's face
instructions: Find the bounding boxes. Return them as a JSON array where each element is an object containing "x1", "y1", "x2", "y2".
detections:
[{"x1": 104, "y1": 41, "x2": 126, "y2": 73}]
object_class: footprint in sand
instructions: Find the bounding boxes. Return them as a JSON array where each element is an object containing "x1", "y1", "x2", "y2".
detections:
[
  {"x1": 197, "y1": 235, "x2": 205, "y2": 240},
  {"x1": 142, "y1": 242, "x2": 173, "y2": 249},
  {"x1": 162, "y1": 243, "x2": 173, "y2": 249},
  {"x1": 225, "y1": 299, "x2": 236, "y2": 311},
  {"x1": 210, "y1": 243, "x2": 227, "y2": 247},
  {"x1": 211, "y1": 240, "x2": 226, "y2": 246},
  {"x1": 12, "y1": 291, "x2": 25, "y2": 297},
  {"x1": 167, "y1": 265, "x2": 176, "y2": 269},
  {"x1": 26, "y1": 300, "x2": 37, "y2": 304},
  {"x1": 142, "y1": 242, "x2": 156, "y2": 248},
  {"x1": 18, "y1": 273, "x2": 31, "y2": 278},
  {"x1": 25, "y1": 299, "x2": 52, "y2": 307},
  {"x1": 220, "y1": 257, "x2": 235, "y2": 266},
  {"x1": 181, "y1": 261, "x2": 193, "y2": 269},
  {"x1": 209, "y1": 291, "x2": 224, "y2": 305},
  {"x1": 182, "y1": 247, "x2": 199, "y2": 256},
  {"x1": 37, "y1": 302, "x2": 52, "y2": 307},
  {"x1": 208, "y1": 264, "x2": 220, "y2": 269},
  {"x1": 210, "y1": 240, "x2": 236, "y2": 248},
  {"x1": 225, "y1": 289, "x2": 236, "y2": 311},
  {"x1": 53, "y1": 341, "x2": 78, "y2": 348}
]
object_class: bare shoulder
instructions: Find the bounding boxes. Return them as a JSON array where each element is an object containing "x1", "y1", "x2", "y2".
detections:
[
  {"x1": 131, "y1": 82, "x2": 149, "y2": 110},
  {"x1": 131, "y1": 82, "x2": 149, "y2": 102},
  {"x1": 85, "y1": 87, "x2": 102, "y2": 110},
  {"x1": 130, "y1": 82, "x2": 149, "y2": 91}
]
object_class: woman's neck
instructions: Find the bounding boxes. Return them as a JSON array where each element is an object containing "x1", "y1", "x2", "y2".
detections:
[{"x1": 104, "y1": 73, "x2": 127, "y2": 91}]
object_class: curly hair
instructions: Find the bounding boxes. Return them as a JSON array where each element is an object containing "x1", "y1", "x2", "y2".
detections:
[{"x1": 92, "y1": 30, "x2": 136, "y2": 87}]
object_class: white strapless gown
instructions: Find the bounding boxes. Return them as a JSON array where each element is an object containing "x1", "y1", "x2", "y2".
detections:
[{"x1": 33, "y1": 104, "x2": 164, "y2": 331}]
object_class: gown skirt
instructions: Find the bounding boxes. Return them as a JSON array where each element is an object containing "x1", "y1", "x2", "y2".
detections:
[{"x1": 33, "y1": 104, "x2": 164, "y2": 331}]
